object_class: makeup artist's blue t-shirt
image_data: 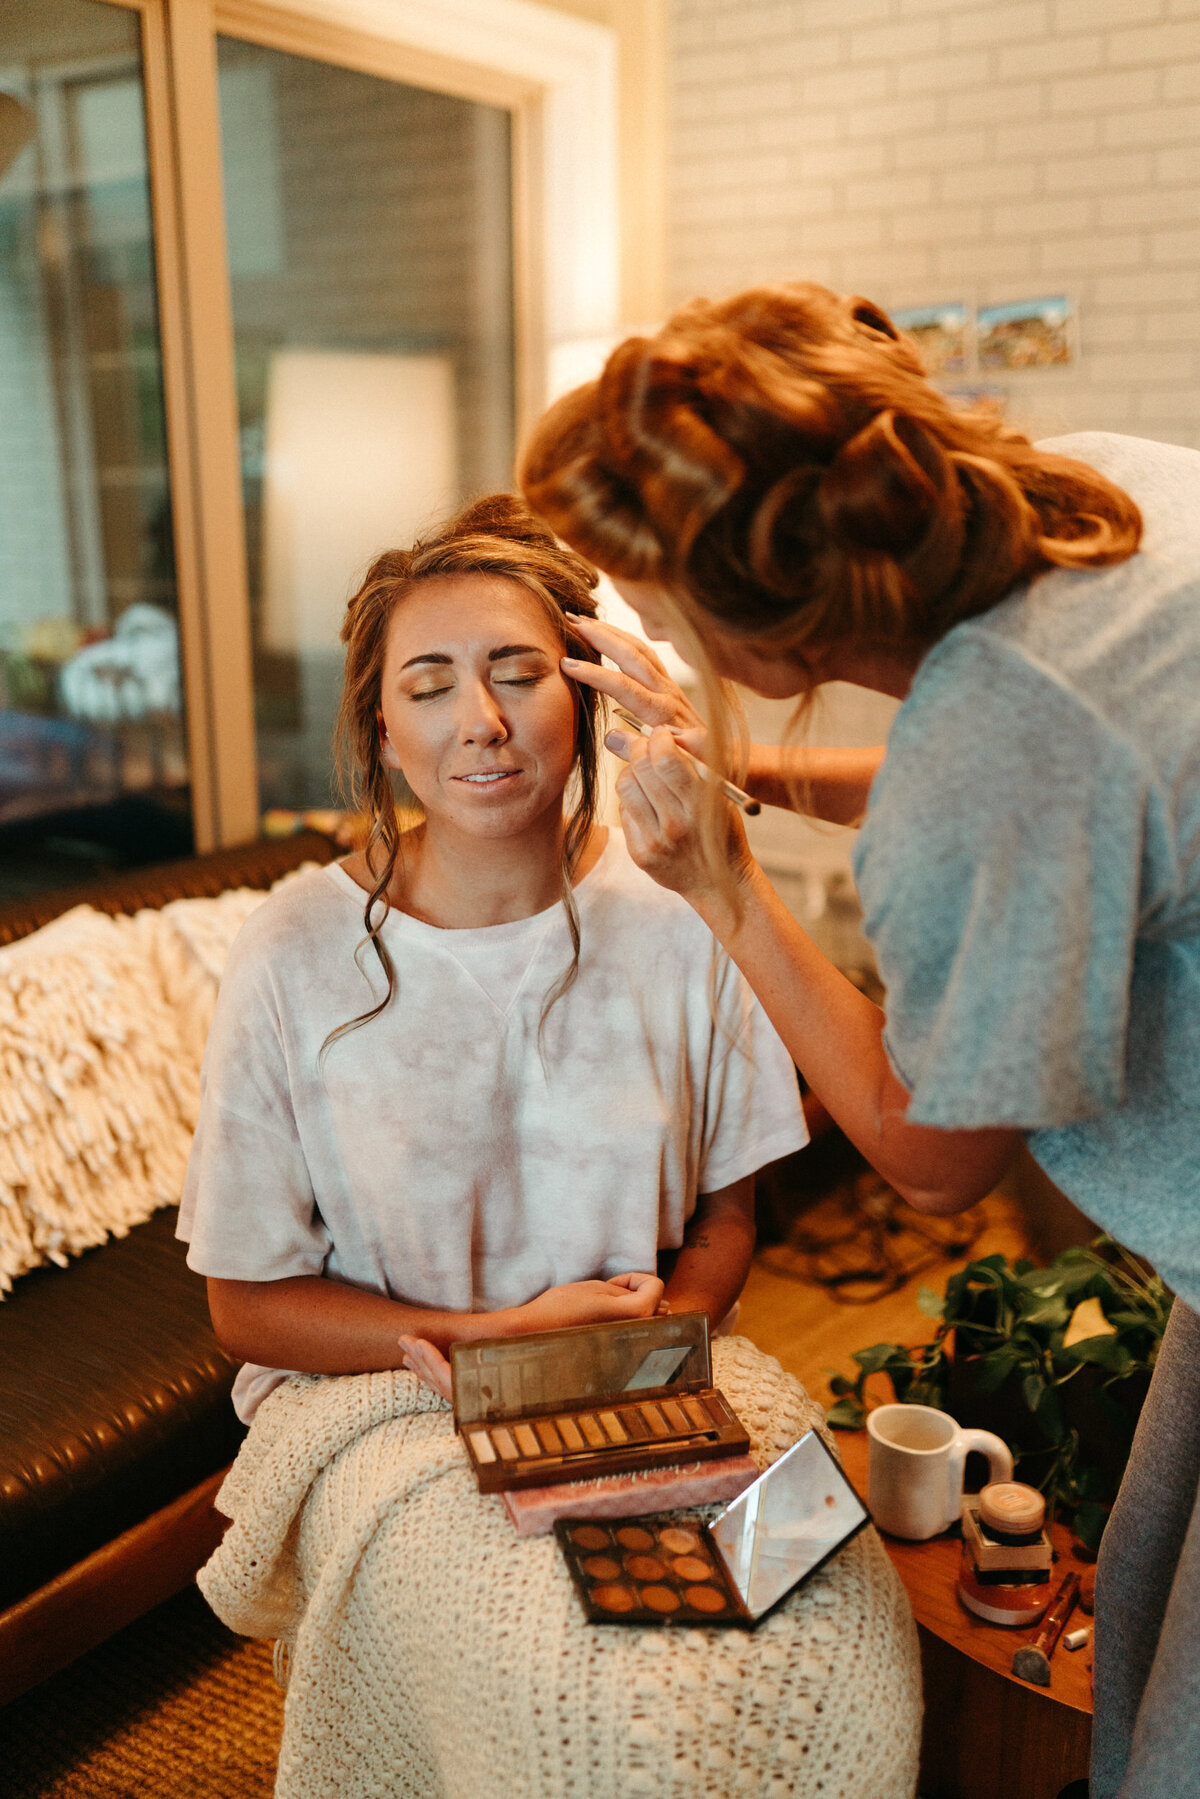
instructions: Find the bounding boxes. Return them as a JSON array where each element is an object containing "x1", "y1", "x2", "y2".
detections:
[{"x1": 853, "y1": 433, "x2": 1200, "y2": 1309}]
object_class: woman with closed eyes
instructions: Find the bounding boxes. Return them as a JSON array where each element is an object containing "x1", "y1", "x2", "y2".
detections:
[{"x1": 178, "y1": 492, "x2": 806, "y2": 1420}]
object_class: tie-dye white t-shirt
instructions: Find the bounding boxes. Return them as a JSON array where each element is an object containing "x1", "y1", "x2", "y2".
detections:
[{"x1": 179, "y1": 831, "x2": 807, "y2": 1418}]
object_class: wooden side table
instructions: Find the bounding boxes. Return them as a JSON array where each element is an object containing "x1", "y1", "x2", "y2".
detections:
[{"x1": 837, "y1": 1432, "x2": 1092, "y2": 1799}]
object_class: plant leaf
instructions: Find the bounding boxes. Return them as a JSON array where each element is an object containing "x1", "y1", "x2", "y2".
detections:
[
  {"x1": 916, "y1": 1285, "x2": 945, "y2": 1319},
  {"x1": 826, "y1": 1396, "x2": 865, "y2": 1430},
  {"x1": 1022, "y1": 1371, "x2": 1045, "y2": 1415},
  {"x1": 852, "y1": 1342, "x2": 909, "y2": 1376}
]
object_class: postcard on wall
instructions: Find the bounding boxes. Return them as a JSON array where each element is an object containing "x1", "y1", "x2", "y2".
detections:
[
  {"x1": 977, "y1": 297, "x2": 1074, "y2": 371},
  {"x1": 890, "y1": 303, "x2": 968, "y2": 376}
]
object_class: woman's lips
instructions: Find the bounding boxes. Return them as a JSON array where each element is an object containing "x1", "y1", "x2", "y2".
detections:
[{"x1": 454, "y1": 769, "x2": 522, "y2": 786}]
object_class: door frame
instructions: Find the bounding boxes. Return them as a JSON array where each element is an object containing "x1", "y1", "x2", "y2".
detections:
[{"x1": 109, "y1": 0, "x2": 619, "y2": 848}]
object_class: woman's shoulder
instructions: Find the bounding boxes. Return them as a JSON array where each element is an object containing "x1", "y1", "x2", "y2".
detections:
[{"x1": 221, "y1": 860, "x2": 361, "y2": 979}]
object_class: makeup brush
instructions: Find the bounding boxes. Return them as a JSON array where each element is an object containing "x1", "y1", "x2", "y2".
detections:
[
  {"x1": 1012, "y1": 1570, "x2": 1080, "y2": 1686},
  {"x1": 611, "y1": 708, "x2": 761, "y2": 816}
]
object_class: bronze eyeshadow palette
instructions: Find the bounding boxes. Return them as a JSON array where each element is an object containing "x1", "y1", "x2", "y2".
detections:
[
  {"x1": 451, "y1": 1314, "x2": 749, "y2": 1494},
  {"x1": 555, "y1": 1429, "x2": 870, "y2": 1628}
]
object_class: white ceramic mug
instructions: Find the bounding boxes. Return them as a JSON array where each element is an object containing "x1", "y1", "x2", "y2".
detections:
[{"x1": 866, "y1": 1403, "x2": 1013, "y2": 1540}]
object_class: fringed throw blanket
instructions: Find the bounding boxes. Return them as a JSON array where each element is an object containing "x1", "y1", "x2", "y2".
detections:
[{"x1": 200, "y1": 1336, "x2": 921, "y2": 1799}]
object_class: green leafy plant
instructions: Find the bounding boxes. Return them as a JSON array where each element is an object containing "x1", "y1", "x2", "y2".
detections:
[{"x1": 826, "y1": 1237, "x2": 1172, "y2": 1551}]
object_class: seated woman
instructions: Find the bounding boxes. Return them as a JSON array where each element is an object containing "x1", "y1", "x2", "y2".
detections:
[
  {"x1": 181, "y1": 495, "x2": 920, "y2": 1799},
  {"x1": 180, "y1": 494, "x2": 806, "y2": 1411}
]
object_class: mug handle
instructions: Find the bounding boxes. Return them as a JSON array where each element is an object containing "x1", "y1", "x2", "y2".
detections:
[{"x1": 947, "y1": 1428, "x2": 1013, "y2": 1523}]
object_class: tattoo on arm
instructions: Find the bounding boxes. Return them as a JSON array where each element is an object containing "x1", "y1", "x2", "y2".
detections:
[{"x1": 683, "y1": 1228, "x2": 712, "y2": 1250}]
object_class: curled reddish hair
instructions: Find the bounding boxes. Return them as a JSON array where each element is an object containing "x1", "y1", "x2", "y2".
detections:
[{"x1": 520, "y1": 282, "x2": 1141, "y2": 656}]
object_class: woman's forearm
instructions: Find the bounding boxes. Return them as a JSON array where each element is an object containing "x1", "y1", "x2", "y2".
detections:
[
  {"x1": 743, "y1": 744, "x2": 886, "y2": 825},
  {"x1": 206, "y1": 1274, "x2": 525, "y2": 1373},
  {"x1": 695, "y1": 865, "x2": 1019, "y2": 1211},
  {"x1": 661, "y1": 1177, "x2": 756, "y2": 1326}
]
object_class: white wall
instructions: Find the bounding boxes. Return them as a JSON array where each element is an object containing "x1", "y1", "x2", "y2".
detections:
[
  {"x1": 670, "y1": 0, "x2": 1200, "y2": 450},
  {"x1": 668, "y1": 0, "x2": 1200, "y2": 923}
]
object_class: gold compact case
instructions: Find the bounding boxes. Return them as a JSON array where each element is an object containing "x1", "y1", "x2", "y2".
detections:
[
  {"x1": 451, "y1": 1314, "x2": 749, "y2": 1494},
  {"x1": 556, "y1": 1429, "x2": 870, "y2": 1628}
]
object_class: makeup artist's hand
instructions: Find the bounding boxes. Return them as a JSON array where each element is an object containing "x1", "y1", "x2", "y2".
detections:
[
  {"x1": 616, "y1": 728, "x2": 754, "y2": 908},
  {"x1": 398, "y1": 1335, "x2": 453, "y2": 1402},
  {"x1": 560, "y1": 617, "x2": 708, "y2": 760}
]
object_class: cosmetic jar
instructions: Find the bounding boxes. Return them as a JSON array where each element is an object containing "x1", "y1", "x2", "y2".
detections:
[{"x1": 956, "y1": 1481, "x2": 1054, "y2": 1627}]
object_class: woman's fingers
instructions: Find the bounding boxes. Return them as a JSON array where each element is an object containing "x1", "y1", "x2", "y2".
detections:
[
  {"x1": 398, "y1": 1334, "x2": 453, "y2": 1402},
  {"x1": 572, "y1": 614, "x2": 674, "y2": 683},
  {"x1": 618, "y1": 731, "x2": 704, "y2": 838},
  {"x1": 561, "y1": 615, "x2": 705, "y2": 740}
]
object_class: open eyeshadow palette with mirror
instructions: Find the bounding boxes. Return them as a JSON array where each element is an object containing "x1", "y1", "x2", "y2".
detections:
[
  {"x1": 451, "y1": 1314, "x2": 749, "y2": 1494},
  {"x1": 555, "y1": 1429, "x2": 870, "y2": 1628}
]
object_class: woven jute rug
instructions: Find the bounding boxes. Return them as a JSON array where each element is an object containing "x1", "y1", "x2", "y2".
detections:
[{"x1": 1, "y1": 1586, "x2": 283, "y2": 1798}]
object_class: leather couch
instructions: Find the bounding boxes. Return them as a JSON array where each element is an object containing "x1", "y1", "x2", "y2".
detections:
[{"x1": 0, "y1": 830, "x2": 335, "y2": 1705}]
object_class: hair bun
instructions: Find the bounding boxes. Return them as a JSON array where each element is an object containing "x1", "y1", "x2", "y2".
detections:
[{"x1": 817, "y1": 411, "x2": 942, "y2": 556}]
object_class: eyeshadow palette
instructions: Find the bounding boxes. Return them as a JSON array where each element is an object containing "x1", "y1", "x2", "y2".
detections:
[
  {"x1": 555, "y1": 1429, "x2": 870, "y2": 1628},
  {"x1": 451, "y1": 1314, "x2": 749, "y2": 1494}
]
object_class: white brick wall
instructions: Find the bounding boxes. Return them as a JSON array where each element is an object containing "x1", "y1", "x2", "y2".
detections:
[
  {"x1": 670, "y1": 0, "x2": 1200, "y2": 451},
  {"x1": 669, "y1": 0, "x2": 1200, "y2": 901}
]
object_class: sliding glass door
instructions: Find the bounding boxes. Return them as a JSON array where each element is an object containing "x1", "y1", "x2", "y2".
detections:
[
  {"x1": 0, "y1": 0, "x2": 188, "y2": 898},
  {"x1": 215, "y1": 35, "x2": 515, "y2": 815}
]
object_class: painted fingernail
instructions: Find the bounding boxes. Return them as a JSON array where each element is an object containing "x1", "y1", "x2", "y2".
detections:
[
  {"x1": 605, "y1": 731, "x2": 628, "y2": 753},
  {"x1": 561, "y1": 656, "x2": 581, "y2": 669}
]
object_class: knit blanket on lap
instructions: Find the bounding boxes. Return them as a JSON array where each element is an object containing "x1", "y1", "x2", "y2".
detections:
[{"x1": 200, "y1": 1335, "x2": 921, "y2": 1799}]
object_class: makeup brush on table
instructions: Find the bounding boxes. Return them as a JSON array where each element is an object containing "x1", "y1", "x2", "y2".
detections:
[
  {"x1": 1012, "y1": 1570, "x2": 1080, "y2": 1686},
  {"x1": 611, "y1": 707, "x2": 761, "y2": 816}
]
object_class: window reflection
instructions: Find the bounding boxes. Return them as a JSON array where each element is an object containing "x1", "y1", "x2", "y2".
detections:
[{"x1": 0, "y1": 2, "x2": 190, "y2": 901}]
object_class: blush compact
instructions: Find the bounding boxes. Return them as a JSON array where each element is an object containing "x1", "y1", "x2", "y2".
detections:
[
  {"x1": 555, "y1": 1428, "x2": 870, "y2": 1627},
  {"x1": 451, "y1": 1314, "x2": 749, "y2": 1494}
]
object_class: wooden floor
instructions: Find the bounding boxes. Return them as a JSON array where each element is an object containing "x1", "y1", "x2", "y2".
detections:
[{"x1": 741, "y1": 1172, "x2": 1031, "y2": 1410}]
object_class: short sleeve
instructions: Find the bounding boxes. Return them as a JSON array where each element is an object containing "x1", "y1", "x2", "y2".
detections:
[
  {"x1": 177, "y1": 927, "x2": 332, "y2": 1281},
  {"x1": 697, "y1": 953, "x2": 809, "y2": 1191},
  {"x1": 853, "y1": 631, "x2": 1148, "y2": 1131}
]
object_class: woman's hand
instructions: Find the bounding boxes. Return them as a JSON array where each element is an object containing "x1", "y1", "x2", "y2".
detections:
[
  {"x1": 397, "y1": 1273, "x2": 667, "y2": 1402},
  {"x1": 560, "y1": 617, "x2": 708, "y2": 760},
  {"x1": 616, "y1": 728, "x2": 754, "y2": 910},
  {"x1": 398, "y1": 1334, "x2": 454, "y2": 1401},
  {"x1": 517, "y1": 1271, "x2": 666, "y2": 1334}
]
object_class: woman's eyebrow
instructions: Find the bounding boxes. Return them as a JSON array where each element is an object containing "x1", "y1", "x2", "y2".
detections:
[
  {"x1": 398, "y1": 644, "x2": 550, "y2": 672},
  {"x1": 489, "y1": 644, "x2": 550, "y2": 662}
]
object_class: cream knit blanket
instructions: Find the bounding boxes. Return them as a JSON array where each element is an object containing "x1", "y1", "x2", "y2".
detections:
[{"x1": 200, "y1": 1335, "x2": 921, "y2": 1799}]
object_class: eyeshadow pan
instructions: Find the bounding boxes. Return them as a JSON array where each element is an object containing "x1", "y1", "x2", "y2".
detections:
[
  {"x1": 661, "y1": 1400, "x2": 691, "y2": 1434},
  {"x1": 582, "y1": 1556, "x2": 621, "y2": 1580},
  {"x1": 658, "y1": 1526, "x2": 701, "y2": 1555},
  {"x1": 571, "y1": 1525, "x2": 610, "y2": 1551},
  {"x1": 672, "y1": 1554, "x2": 713, "y2": 1582},
  {"x1": 558, "y1": 1416, "x2": 585, "y2": 1452},
  {"x1": 579, "y1": 1414, "x2": 607, "y2": 1449},
  {"x1": 598, "y1": 1410, "x2": 628, "y2": 1444},
  {"x1": 624, "y1": 1554, "x2": 667, "y2": 1581},
  {"x1": 616, "y1": 1526, "x2": 656, "y2": 1551},
  {"x1": 592, "y1": 1584, "x2": 636, "y2": 1613},
  {"x1": 641, "y1": 1403, "x2": 670, "y2": 1437},
  {"x1": 467, "y1": 1429, "x2": 497, "y2": 1464},
  {"x1": 619, "y1": 1407, "x2": 651, "y2": 1442},
  {"x1": 513, "y1": 1423, "x2": 541, "y2": 1458},
  {"x1": 492, "y1": 1427, "x2": 519, "y2": 1461},
  {"x1": 641, "y1": 1584, "x2": 681, "y2": 1613},
  {"x1": 534, "y1": 1419, "x2": 564, "y2": 1453},
  {"x1": 684, "y1": 1584, "x2": 728, "y2": 1614},
  {"x1": 681, "y1": 1397, "x2": 713, "y2": 1431}
]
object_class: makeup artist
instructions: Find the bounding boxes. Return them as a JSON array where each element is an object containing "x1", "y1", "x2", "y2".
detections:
[{"x1": 520, "y1": 280, "x2": 1200, "y2": 1799}]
